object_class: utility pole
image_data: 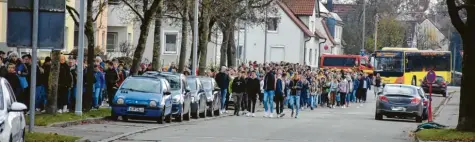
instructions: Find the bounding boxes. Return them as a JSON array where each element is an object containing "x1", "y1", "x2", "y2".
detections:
[
  {"x1": 29, "y1": 0, "x2": 39, "y2": 132},
  {"x1": 362, "y1": 0, "x2": 366, "y2": 51},
  {"x1": 243, "y1": 0, "x2": 248, "y2": 63},
  {"x1": 236, "y1": 20, "x2": 240, "y2": 65},
  {"x1": 192, "y1": 0, "x2": 199, "y2": 76},
  {"x1": 374, "y1": 13, "x2": 378, "y2": 52},
  {"x1": 264, "y1": 9, "x2": 268, "y2": 63},
  {"x1": 75, "y1": 0, "x2": 86, "y2": 116}
]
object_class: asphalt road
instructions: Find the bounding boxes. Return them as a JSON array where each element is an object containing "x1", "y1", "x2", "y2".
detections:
[{"x1": 109, "y1": 88, "x2": 451, "y2": 142}]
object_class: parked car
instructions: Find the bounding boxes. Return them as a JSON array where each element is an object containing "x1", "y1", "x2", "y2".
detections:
[
  {"x1": 416, "y1": 87, "x2": 429, "y2": 120},
  {"x1": 421, "y1": 75, "x2": 448, "y2": 97},
  {"x1": 144, "y1": 71, "x2": 192, "y2": 122},
  {"x1": 199, "y1": 77, "x2": 221, "y2": 116},
  {"x1": 0, "y1": 78, "x2": 27, "y2": 142},
  {"x1": 186, "y1": 76, "x2": 208, "y2": 118},
  {"x1": 375, "y1": 84, "x2": 424, "y2": 122},
  {"x1": 111, "y1": 76, "x2": 173, "y2": 124}
]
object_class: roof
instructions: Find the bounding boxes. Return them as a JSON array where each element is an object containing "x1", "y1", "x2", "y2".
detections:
[
  {"x1": 281, "y1": 0, "x2": 315, "y2": 16},
  {"x1": 321, "y1": 19, "x2": 337, "y2": 45},
  {"x1": 329, "y1": 12, "x2": 342, "y2": 22},
  {"x1": 277, "y1": 1, "x2": 315, "y2": 37},
  {"x1": 330, "y1": 4, "x2": 358, "y2": 17}
]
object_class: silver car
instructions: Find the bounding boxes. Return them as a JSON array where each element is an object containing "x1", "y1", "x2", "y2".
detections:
[{"x1": 375, "y1": 84, "x2": 424, "y2": 122}]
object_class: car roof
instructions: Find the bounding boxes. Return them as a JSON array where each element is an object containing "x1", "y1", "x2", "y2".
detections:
[
  {"x1": 385, "y1": 84, "x2": 417, "y2": 88},
  {"x1": 128, "y1": 75, "x2": 164, "y2": 81}
]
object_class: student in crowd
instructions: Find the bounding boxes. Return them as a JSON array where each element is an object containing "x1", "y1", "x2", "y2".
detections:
[
  {"x1": 231, "y1": 71, "x2": 246, "y2": 116},
  {"x1": 275, "y1": 70, "x2": 285, "y2": 117},
  {"x1": 289, "y1": 72, "x2": 302, "y2": 118},
  {"x1": 263, "y1": 67, "x2": 276, "y2": 118},
  {"x1": 246, "y1": 71, "x2": 260, "y2": 117},
  {"x1": 214, "y1": 66, "x2": 230, "y2": 114}
]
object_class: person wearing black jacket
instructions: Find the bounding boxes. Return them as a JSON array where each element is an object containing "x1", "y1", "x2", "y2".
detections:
[
  {"x1": 263, "y1": 67, "x2": 276, "y2": 118},
  {"x1": 214, "y1": 66, "x2": 229, "y2": 114},
  {"x1": 5, "y1": 63, "x2": 21, "y2": 96},
  {"x1": 105, "y1": 61, "x2": 119, "y2": 105},
  {"x1": 231, "y1": 71, "x2": 247, "y2": 116},
  {"x1": 0, "y1": 57, "x2": 7, "y2": 77},
  {"x1": 246, "y1": 71, "x2": 260, "y2": 117},
  {"x1": 58, "y1": 56, "x2": 73, "y2": 113}
]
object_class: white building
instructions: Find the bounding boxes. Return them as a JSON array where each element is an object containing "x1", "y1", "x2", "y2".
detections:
[
  {"x1": 415, "y1": 19, "x2": 449, "y2": 51},
  {"x1": 106, "y1": 0, "x2": 135, "y2": 58}
]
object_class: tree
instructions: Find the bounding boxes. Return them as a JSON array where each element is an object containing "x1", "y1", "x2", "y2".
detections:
[
  {"x1": 446, "y1": 0, "x2": 475, "y2": 132},
  {"x1": 119, "y1": 41, "x2": 136, "y2": 57},
  {"x1": 65, "y1": 0, "x2": 108, "y2": 112},
  {"x1": 121, "y1": 0, "x2": 164, "y2": 75},
  {"x1": 365, "y1": 17, "x2": 405, "y2": 52},
  {"x1": 152, "y1": 0, "x2": 164, "y2": 70},
  {"x1": 46, "y1": 51, "x2": 61, "y2": 114}
]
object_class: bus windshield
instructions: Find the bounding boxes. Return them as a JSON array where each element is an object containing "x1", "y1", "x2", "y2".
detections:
[
  {"x1": 375, "y1": 57, "x2": 403, "y2": 72},
  {"x1": 406, "y1": 52, "x2": 451, "y2": 72},
  {"x1": 322, "y1": 57, "x2": 357, "y2": 67}
]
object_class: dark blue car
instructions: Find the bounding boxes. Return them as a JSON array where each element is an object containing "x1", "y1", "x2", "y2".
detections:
[
  {"x1": 375, "y1": 84, "x2": 424, "y2": 122},
  {"x1": 111, "y1": 76, "x2": 173, "y2": 124}
]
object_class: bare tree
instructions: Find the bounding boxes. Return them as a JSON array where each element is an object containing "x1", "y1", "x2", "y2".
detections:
[
  {"x1": 119, "y1": 41, "x2": 136, "y2": 56},
  {"x1": 152, "y1": 0, "x2": 164, "y2": 70},
  {"x1": 446, "y1": 0, "x2": 475, "y2": 132}
]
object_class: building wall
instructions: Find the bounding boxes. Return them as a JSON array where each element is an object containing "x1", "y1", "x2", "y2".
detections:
[
  {"x1": 0, "y1": 0, "x2": 7, "y2": 50},
  {"x1": 64, "y1": 0, "x2": 76, "y2": 53},
  {"x1": 243, "y1": 7, "x2": 304, "y2": 64}
]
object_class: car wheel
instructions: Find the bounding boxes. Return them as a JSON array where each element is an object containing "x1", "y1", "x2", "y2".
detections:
[
  {"x1": 165, "y1": 113, "x2": 172, "y2": 123},
  {"x1": 110, "y1": 113, "x2": 119, "y2": 121},
  {"x1": 443, "y1": 91, "x2": 447, "y2": 97},
  {"x1": 375, "y1": 113, "x2": 383, "y2": 120},
  {"x1": 214, "y1": 100, "x2": 220, "y2": 116},
  {"x1": 183, "y1": 103, "x2": 191, "y2": 121},
  {"x1": 192, "y1": 103, "x2": 199, "y2": 119},
  {"x1": 207, "y1": 103, "x2": 214, "y2": 117},
  {"x1": 176, "y1": 109, "x2": 183, "y2": 122},
  {"x1": 122, "y1": 116, "x2": 129, "y2": 122},
  {"x1": 416, "y1": 115, "x2": 423, "y2": 123},
  {"x1": 157, "y1": 112, "x2": 164, "y2": 124}
]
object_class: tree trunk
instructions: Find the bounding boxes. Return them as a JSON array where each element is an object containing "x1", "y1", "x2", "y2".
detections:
[
  {"x1": 197, "y1": 0, "x2": 211, "y2": 75},
  {"x1": 130, "y1": 18, "x2": 160, "y2": 74},
  {"x1": 219, "y1": 24, "x2": 229, "y2": 67},
  {"x1": 152, "y1": 0, "x2": 164, "y2": 70},
  {"x1": 227, "y1": 23, "x2": 236, "y2": 68},
  {"x1": 83, "y1": 0, "x2": 95, "y2": 112},
  {"x1": 178, "y1": 0, "x2": 189, "y2": 73},
  {"x1": 46, "y1": 51, "x2": 60, "y2": 114},
  {"x1": 447, "y1": 0, "x2": 475, "y2": 132},
  {"x1": 188, "y1": 18, "x2": 195, "y2": 66}
]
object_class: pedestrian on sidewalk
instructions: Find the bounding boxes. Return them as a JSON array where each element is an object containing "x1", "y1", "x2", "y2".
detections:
[
  {"x1": 246, "y1": 71, "x2": 260, "y2": 117},
  {"x1": 338, "y1": 77, "x2": 348, "y2": 108},
  {"x1": 275, "y1": 70, "x2": 286, "y2": 117},
  {"x1": 231, "y1": 71, "x2": 247, "y2": 116},
  {"x1": 358, "y1": 73, "x2": 371, "y2": 103},
  {"x1": 329, "y1": 77, "x2": 339, "y2": 108},
  {"x1": 373, "y1": 73, "x2": 382, "y2": 96},
  {"x1": 289, "y1": 72, "x2": 302, "y2": 118},
  {"x1": 214, "y1": 66, "x2": 230, "y2": 114},
  {"x1": 58, "y1": 56, "x2": 72, "y2": 113},
  {"x1": 263, "y1": 67, "x2": 276, "y2": 118}
]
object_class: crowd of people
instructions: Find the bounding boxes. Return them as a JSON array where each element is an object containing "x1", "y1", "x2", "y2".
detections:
[{"x1": 0, "y1": 50, "x2": 383, "y2": 118}]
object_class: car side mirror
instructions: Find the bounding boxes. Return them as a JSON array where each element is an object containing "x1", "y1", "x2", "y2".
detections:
[
  {"x1": 164, "y1": 91, "x2": 172, "y2": 95},
  {"x1": 9, "y1": 102, "x2": 27, "y2": 112},
  {"x1": 377, "y1": 92, "x2": 383, "y2": 96}
]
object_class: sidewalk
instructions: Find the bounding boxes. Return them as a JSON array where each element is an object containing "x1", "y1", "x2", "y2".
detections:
[{"x1": 433, "y1": 91, "x2": 460, "y2": 128}]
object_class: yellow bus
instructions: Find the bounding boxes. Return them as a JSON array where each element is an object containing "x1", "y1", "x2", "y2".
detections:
[{"x1": 374, "y1": 47, "x2": 452, "y2": 86}]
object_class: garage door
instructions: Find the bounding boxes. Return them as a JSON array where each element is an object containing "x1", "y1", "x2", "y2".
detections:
[{"x1": 270, "y1": 47, "x2": 285, "y2": 62}]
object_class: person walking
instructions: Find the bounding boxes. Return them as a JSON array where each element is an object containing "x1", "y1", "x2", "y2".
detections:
[
  {"x1": 246, "y1": 71, "x2": 260, "y2": 117},
  {"x1": 329, "y1": 77, "x2": 339, "y2": 108},
  {"x1": 231, "y1": 71, "x2": 246, "y2": 116},
  {"x1": 214, "y1": 66, "x2": 230, "y2": 114},
  {"x1": 263, "y1": 67, "x2": 276, "y2": 118},
  {"x1": 289, "y1": 72, "x2": 302, "y2": 118},
  {"x1": 374, "y1": 73, "x2": 382, "y2": 96},
  {"x1": 275, "y1": 71, "x2": 286, "y2": 117},
  {"x1": 338, "y1": 77, "x2": 348, "y2": 108},
  {"x1": 358, "y1": 73, "x2": 371, "y2": 103}
]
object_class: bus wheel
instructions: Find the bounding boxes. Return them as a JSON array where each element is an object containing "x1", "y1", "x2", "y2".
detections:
[{"x1": 412, "y1": 76, "x2": 417, "y2": 86}]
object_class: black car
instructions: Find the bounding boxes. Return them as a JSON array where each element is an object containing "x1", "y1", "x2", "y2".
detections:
[
  {"x1": 375, "y1": 84, "x2": 424, "y2": 122},
  {"x1": 186, "y1": 76, "x2": 208, "y2": 118},
  {"x1": 199, "y1": 77, "x2": 221, "y2": 116},
  {"x1": 144, "y1": 71, "x2": 192, "y2": 122},
  {"x1": 421, "y1": 75, "x2": 448, "y2": 97}
]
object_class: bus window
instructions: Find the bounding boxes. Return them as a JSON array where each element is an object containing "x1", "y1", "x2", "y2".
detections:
[
  {"x1": 322, "y1": 57, "x2": 357, "y2": 67},
  {"x1": 406, "y1": 54, "x2": 450, "y2": 72},
  {"x1": 360, "y1": 58, "x2": 368, "y2": 66}
]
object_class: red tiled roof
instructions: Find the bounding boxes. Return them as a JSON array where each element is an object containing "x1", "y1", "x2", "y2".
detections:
[
  {"x1": 281, "y1": 0, "x2": 315, "y2": 16},
  {"x1": 277, "y1": 1, "x2": 315, "y2": 37},
  {"x1": 327, "y1": 4, "x2": 358, "y2": 18},
  {"x1": 321, "y1": 19, "x2": 337, "y2": 45}
]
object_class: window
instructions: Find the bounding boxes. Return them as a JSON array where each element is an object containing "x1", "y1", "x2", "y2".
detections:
[
  {"x1": 266, "y1": 18, "x2": 279, "y2": 31},
  {"x1": 74, "y1": 31, "x2": 79, "y2": 47},
  {"x1": 127, "y1": 33, "x2": 132, "y2": 43},
  {"x1": 102, "y1": 32, "x2": 106, "y2": 49},
  {"x1": 322, "y1": 57, "x2": 357, "y2": 67},
  {"x1": 107, "y1": 32, "x2": 118, "y2": 52},
  {"x1": 164, "y1": 33, "x2": 178, "y2": 54},
  {"x1": 108, "y1": 0, "x2": 120, "y2": 5},
  {"x1": 186, "y1": 79, "x2": 198, "y2": 91},
  {"x1": 120, "y1": 78, "x2": 162, "y2": 93},
  {"x1": 237, "y1": 45, "x2": 243, "y2": 59}
]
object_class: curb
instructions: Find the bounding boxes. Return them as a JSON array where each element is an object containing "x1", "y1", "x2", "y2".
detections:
[
  {"x1": 413, "y1": 135, "x2": 465, "y2": 142},
  {"x1": 48, "y1": 117, "x2": 109, "y2": 127},
  {"x1": 97, "y1": 113, "x2": 234, "y2": 142},
  {"x1": 433, "y1": 91, "x2": 455, "y2": 119}
]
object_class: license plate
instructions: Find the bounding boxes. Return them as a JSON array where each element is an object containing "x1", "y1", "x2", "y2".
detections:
[
  {"x1": 128, "y1": 106, "x2": 145, "y2": 112},
  {"x1": 391, "y1": 107, "x2": 406, "y2": 111}
]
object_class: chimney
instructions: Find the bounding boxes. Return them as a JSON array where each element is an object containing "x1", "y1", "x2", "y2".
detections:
[{"x1": 327, "y1": 0, "x2": 333, "y2": 12}]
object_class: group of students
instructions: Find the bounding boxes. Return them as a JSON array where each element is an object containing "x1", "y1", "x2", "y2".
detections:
[{"x1": 212, "y1": 62, "x2": 382, "y2": 119}]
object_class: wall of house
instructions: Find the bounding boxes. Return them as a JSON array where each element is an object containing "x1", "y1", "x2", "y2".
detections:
[
  {"x1": 243, "y1": 7, "x2": 304, "y2": 64},
  {"x1": 0, "y1": 0, "x2": 7, "y2": 51}
]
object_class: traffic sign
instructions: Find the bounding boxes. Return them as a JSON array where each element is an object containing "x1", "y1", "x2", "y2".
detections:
[{"x1": 426, "y1": 70, "x2": 437, "y2": 83}]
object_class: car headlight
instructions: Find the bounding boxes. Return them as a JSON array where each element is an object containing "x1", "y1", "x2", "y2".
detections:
[
  {"x1": 149, "y1": 100, "x2": 157, "y2": 107},
  {"x1": 116, "y1": 98, "x2": 124, "y2": 105}
]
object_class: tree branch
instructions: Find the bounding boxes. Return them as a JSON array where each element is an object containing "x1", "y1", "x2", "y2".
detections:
[
  {"x1": 93, "y1": 1, "x2": 108, "y2": 22},
  {"x1": 446, "y1": 0, "x2": 466, "y2": 35},
  {"x1": 66, "y1": 5, "x2": 80, "y2": 27},
  {"x1": 122, "y1": 0, "x2": 145, "y2": 21}
]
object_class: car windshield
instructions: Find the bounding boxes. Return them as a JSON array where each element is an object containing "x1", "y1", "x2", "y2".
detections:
[
  {"x1": 201, "y1": 79, "x2": 213, "y2": 89},
  {"x1": 163, "y1": 75, "x2": 181, "y2": 90},
  {"x1": 383, "y1": 86, "x2": 417, "y2": 96},
  {"x1": 423, "y1": 76, "x2": 445, "y2": 83},
  {"x1": 187, "y1": 79, "x2": 198, "y2": 91},
  {"x1": 120, "y1": 78, "x2": 161, "y2": 93}
]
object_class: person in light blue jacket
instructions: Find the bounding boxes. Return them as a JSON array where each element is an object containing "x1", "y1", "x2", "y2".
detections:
[{"x1": 93, "y1": 65, "x2": 106, "y2": 108}]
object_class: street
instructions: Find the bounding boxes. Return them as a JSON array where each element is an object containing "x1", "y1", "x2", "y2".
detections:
[{"x1": 101, "y1": 88, "x2": 450, "y2": 142}]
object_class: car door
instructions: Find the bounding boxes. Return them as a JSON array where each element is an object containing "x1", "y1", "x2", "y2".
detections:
[
  {"x1": 3, "y1": 81, "x2": 22, "y2": 141},
  {"x1": 162, "y1": 80, "x2": 173, "y2": 114}
]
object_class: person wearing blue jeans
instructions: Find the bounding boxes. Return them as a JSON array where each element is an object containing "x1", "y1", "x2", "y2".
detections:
[
  {"x1": 288, "y1": 73, "x2": 302, "y2": 118},
  {"x1": 214, "y1": 66, "x2": 230, "y2": 114},
  {"x1": 263, "y1": 67, "x2": 276, "y2": 118},
  {"x1": 93, "y1": 66, "x2": 105, "y2": 108},
  {"x1": 35, "y1": 85, "x2": 46, "y2": 109}
]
